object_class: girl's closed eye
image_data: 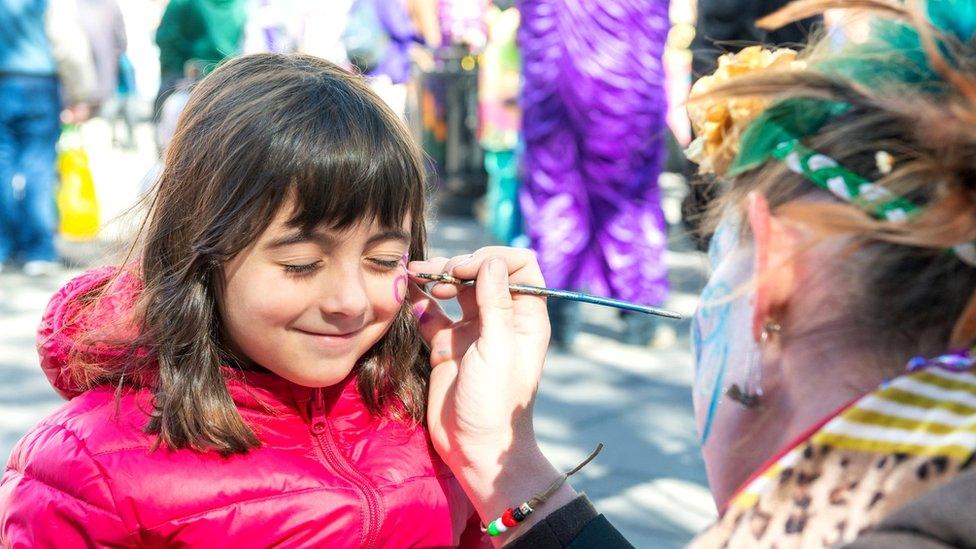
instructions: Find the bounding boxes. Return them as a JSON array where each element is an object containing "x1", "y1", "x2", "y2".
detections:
[
  {"x1": 368, "y1": 256, "x2": 406, "y2": 271},
  {"x1": 282, "y1": 261, "x2": 322, "y2": 276}
]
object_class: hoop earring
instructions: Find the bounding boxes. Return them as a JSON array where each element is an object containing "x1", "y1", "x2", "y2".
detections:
[{"x1": 726, "y1": 320, "x2": 781, "y2": 408}]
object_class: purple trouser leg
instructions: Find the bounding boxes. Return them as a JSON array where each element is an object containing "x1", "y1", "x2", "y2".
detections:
[{"x1": 518, "y1": 0, "x2": 670, "y2": 306}]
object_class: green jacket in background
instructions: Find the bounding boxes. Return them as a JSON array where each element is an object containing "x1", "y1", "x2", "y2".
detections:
[{"x1": 155, "y1": 0, "x2": 247, "y2": 77}]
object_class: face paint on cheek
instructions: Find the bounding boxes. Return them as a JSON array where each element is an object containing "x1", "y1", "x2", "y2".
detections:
[
  {"x1": 393, "y1": 275, "x2": 408, "y2": 303},
  {"x1": 393, "y1": 253, "x2": 409, "y2": 304}
]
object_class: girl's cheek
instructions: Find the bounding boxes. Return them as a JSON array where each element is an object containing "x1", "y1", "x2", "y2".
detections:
[
  {"x1": 393, "y1": 273, "x2": 408, "y2": 304},
  {"x1": 365, "y1": 274, "x2": 405, "y2": 316}
]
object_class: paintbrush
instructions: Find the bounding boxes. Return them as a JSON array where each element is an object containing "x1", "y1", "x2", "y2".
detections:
[{"x1": 411, "y1": 272, "x2": 682, "y2": 319}]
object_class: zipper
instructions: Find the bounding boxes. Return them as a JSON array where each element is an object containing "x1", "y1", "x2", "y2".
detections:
[{"x1": 308, "y1": 388, "x2": 384, "y2": 548}]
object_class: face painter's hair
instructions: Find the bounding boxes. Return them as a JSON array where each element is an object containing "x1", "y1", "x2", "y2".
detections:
[
  {"x1": 73, "y1": 54, "x2": 430, "y2": 454},
  {"x1": 698, "y1": 1, "x2": 976, "y2": 370}
]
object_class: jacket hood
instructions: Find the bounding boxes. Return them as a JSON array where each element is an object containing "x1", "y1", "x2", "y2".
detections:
[{"x1": 37, "y1": 266, "x2": 144, "y2": 399}]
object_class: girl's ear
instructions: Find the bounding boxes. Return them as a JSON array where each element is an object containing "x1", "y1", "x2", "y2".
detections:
[{"x1": 747, "y1": 192, "x2": 802, "y2": 341}]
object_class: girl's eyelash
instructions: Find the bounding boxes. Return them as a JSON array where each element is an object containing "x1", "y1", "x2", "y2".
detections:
[
  {"x1": 369, "y1": 258, "x2": 404, "y2": 270},
  {"x1": 283, "y1": 261, "x2": 322, "y2": 275},
  {"x1": 282, "y1": 258, "x2": 402, "y2": 275}
]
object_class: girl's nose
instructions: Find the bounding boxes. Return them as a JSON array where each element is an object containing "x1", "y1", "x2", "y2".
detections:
[{"x1": 317, "y1": 265, "x2": 370, "y2": 319}]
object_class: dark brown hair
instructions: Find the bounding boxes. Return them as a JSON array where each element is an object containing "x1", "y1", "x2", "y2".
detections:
[
  {"x1": 695, "y1": 0, "x2": 976, "y2": 369},
  {"x1": 78, "y1": 54, "x2": 430, "y2": 454}
]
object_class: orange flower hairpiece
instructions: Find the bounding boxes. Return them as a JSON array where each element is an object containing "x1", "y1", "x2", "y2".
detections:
[{"x1": 685, "y1": 46, "x2": 805, "y2": 176}]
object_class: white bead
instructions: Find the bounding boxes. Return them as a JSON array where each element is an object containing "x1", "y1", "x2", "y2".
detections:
[
  {"x1": 785, "y1": 151, "x2": 803, "y2": 174},
  {"x1": 826, "y1": 176, "x2": 851, "y2": 200},
  {"x1": 807, "y1": 154, "x2": 838, "y2": 171},
  {"x1": 858, "y1": 183, "x2": 894, "y2": 202},
  {"x1": 493, "y1": 519, "x2": 508, "y2": 533}
]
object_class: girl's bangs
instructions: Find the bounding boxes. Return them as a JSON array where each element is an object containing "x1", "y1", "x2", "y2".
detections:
[{"x1": 275, "y1": 97, "x2": 422, "y2": 234}]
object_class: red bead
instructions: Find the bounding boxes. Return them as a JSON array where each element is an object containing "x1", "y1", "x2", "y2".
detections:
[{"x1": 501, "y1": 508, "x2": 518, "y2": 528}]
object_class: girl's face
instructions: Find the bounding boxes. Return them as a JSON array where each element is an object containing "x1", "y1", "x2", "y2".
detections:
[{"x1": 220, "y1": 203, "x2": 412, "y2": 388}]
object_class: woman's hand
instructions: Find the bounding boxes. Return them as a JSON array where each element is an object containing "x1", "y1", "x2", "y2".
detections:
[
  {"x1": 409, "y1": 247, "x2": 575, "y2": 542},
  {"x1": 409, "y1": 247, "x2": 549, "y2": 466}
]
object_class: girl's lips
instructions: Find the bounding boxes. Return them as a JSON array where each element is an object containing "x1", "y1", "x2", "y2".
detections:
[
  {"x1": 295, "y1": 328, "x2": 359, "y2": 339},
  {"x1": 294, "y1": 328, "x2": 361, "y2": 349}
]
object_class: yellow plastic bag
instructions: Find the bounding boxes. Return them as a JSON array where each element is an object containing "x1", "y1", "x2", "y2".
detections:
[{"x1": 56, "y1": 124, "x2": 99, "y2": 240}]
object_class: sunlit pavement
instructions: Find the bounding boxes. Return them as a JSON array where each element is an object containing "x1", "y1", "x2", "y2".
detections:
[{"x1": 0, "y1": 121, "x2": 716, "y2": 546}]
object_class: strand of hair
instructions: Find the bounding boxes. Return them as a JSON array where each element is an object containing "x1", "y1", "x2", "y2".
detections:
[{"x1": 757, "y1": 0, "x2": 908, "y2": 31}]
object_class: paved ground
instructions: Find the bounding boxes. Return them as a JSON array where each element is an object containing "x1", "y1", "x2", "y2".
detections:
[{"x1": 0, "y1": 120, "x2": 716, "y2": 546}]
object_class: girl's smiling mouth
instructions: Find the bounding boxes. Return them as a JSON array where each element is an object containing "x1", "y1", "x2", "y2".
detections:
[{"x1": 293, "y1": 327, "x2": 362, "y2": 345}]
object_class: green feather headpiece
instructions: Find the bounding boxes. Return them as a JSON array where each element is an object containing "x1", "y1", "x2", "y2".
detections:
[{"x1": 728, "y1": 0, "x2": 976, "y2": 178}]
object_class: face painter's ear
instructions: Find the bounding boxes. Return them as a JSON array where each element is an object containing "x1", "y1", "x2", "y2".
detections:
[{"x1": 747, "y1": 192, "x2": 800, "y2": 341}]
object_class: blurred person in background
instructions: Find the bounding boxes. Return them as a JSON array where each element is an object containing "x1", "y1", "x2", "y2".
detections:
[
  {"x1": 518, "y1": 0, "x2": 671, "y2": 348},
  {"x1": 76, "y1": 0, "x2": 126, "y2": 111},
  {"x1": 141, "y1": 59, "x2": 205, "y2": 194},
  {"x1": 76, "y1": 0, "x2": 135, "y2": 150},
  {"x1": 153, "y1": 0, "x2": 247, "y2": 126},
  {"x1": 294, "y1": 0, "x2": 353, "y2": 64},
  {"x1": 408, "y1": 0, "x2": 489, "y2": 215},
  {"x1": 0, "y1": 0, "x2": 95, "y2": 275},
  {"x1": 478, "y1": 0, "x2": 522, "y2": 245},
  {"x1": 343, "y1": 0, "x2": 421, "y2": 118},
  {"x1": 436, "y1": 0, "x2": 489, "y2": 51},
  {"x1": 242, "y1": 0, "x2": 304, "y2": 54}
]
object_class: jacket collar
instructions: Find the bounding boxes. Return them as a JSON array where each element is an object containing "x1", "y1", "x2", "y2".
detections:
[{"x1": 222, "y1": 366, "x2": 367, "y2": 422}]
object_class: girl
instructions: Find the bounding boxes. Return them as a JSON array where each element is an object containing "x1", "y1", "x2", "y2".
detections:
[{"x1": 0, "y1": 53, "x2": 578, "y2": 546}]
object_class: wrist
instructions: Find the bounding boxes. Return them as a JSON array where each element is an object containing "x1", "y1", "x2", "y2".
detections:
[{"x1": 453, "y1": 445, "x2": 578, "y2": 545}]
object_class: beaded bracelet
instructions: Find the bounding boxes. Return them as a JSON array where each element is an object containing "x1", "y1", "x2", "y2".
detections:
[{"x1": 481, "y1": 443, "x2": 604, "y2": 537}]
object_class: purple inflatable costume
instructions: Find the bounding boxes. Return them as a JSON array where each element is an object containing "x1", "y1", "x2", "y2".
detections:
[{"x1": 518, "y1": 0, "x2": 670, "y2": 306}]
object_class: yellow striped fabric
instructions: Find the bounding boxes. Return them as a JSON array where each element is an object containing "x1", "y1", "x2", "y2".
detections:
[{"x1": 729, "y1": 367, "x2": 976, "y2": 510}]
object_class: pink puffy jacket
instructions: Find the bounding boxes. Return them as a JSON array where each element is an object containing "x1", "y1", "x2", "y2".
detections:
[{"x1": 0, "y1": 267, "x2": 487, "y2": 547}]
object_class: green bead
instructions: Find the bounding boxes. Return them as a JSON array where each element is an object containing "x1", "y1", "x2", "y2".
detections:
[{"x1": 487, "y1": 521, "x2": 501, "y2": 536}]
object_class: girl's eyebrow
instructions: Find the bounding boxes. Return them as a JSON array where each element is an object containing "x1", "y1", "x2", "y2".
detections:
[
  {"x1": 265, "y1": 230, "x2": 328, "y2": 250},
  {"x1": 366, "y1": 229, "x2": 410, "y2": 246},
  {"x1": 265, "y1": 229, "x2": 410, "y2": 250}
]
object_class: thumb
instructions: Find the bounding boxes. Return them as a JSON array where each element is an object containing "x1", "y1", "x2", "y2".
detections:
[{"x1": 476, "y1": 258, "x2": 515, "y2": 342}]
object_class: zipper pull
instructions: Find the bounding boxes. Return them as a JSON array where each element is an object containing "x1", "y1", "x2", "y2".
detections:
[{"x1": 310, "y1": 388, "x2": 327, "y2": 435}]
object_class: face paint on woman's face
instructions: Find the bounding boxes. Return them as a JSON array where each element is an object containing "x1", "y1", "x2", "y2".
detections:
[{"x1": 691, "y1": 215, "x2": 758, "y2": 444}]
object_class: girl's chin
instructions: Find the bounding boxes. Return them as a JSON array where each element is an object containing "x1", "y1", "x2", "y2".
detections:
[{"x1": 279, "y1": 364, "x2": 357, "y2": 389}]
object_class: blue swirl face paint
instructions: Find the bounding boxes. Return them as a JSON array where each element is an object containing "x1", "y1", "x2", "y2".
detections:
[{"x1": 691, "y1": 216, "x2": 758, "y2": 444}]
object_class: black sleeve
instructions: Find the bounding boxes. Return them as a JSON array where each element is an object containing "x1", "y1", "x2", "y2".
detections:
[{"x1": 505, "y1": 494, "x2": 634, "y2": 549}]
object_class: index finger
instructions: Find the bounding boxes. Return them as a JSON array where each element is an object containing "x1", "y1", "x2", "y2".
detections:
[
  {"x1": 446, "y1": 247, "x2": 549, "y2": 325},
  {"x1": 448, "y1": 247, "x2": 545, "y2": 288}
]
